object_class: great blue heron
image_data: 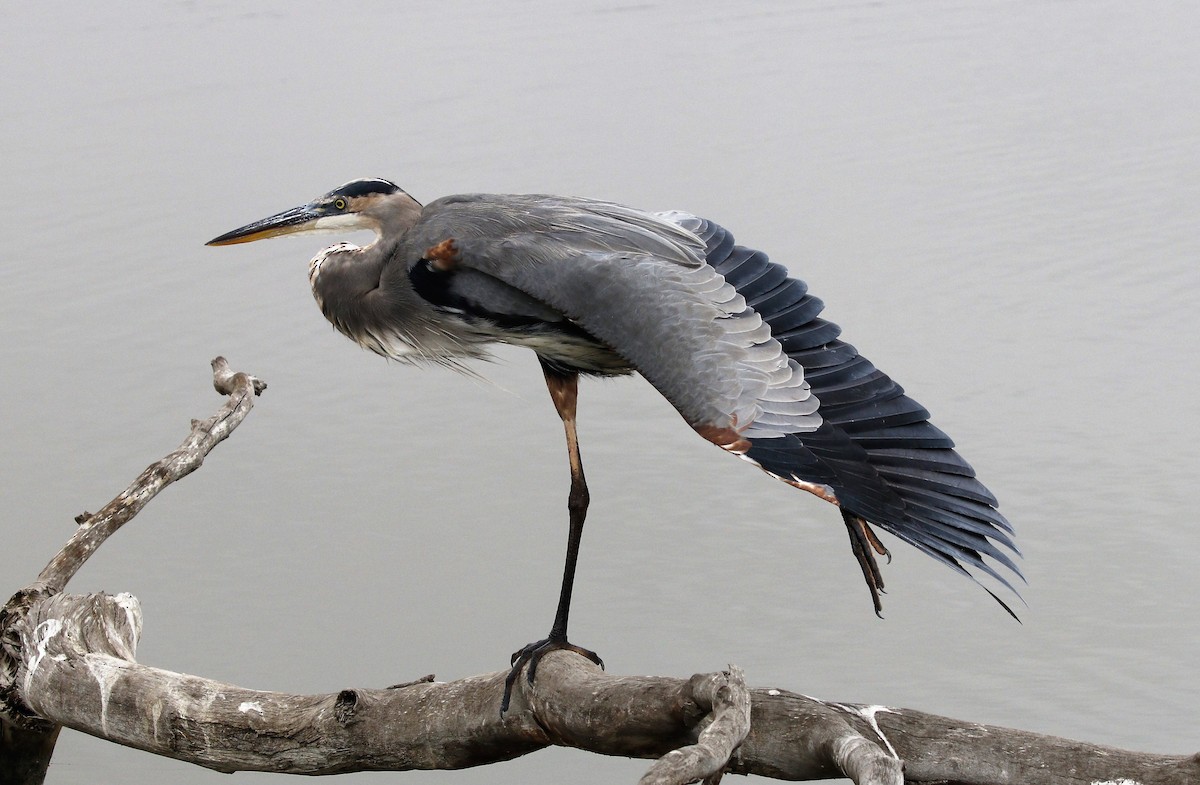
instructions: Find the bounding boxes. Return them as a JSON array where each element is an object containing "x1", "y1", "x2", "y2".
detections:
[{"x1": 208, "y1": 178, "x2": 1021, "y2": 711}]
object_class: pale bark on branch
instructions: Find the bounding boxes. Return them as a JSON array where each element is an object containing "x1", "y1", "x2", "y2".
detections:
[{"x1": 1, "y1": 359, "x2": 1196, "y2": 785}]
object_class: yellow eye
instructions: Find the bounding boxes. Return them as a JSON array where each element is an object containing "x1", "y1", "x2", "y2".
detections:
[{"x1": 333, "y1": 198, "x2": 347, "y2": 210}]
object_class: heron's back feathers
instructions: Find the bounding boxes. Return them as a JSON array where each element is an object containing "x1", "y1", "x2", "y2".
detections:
[{"x1": 403, "y1": 195, "x2": 822, "y2": 440}]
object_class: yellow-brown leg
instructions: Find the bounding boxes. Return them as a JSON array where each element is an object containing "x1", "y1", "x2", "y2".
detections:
[{"x1": 501, "y1": 360, "x2": 603, "y2": 714}]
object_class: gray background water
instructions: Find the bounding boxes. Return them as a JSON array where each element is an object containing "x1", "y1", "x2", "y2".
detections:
[{"x1": 2, "y1": 2, "x2": 1197, "y2": 782}]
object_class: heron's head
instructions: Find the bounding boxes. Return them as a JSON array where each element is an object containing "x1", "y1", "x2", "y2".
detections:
[{"x1": 206, "y1": 178, "x2": 419, "y2": 247}]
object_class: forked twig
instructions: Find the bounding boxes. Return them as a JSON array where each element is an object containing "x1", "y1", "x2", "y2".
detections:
[{"x1": 35, "y1": 357, "x2": 264, "y2": 593}]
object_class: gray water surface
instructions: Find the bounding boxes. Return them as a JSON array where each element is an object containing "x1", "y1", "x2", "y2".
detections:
[{"x1": 2, "y1": 2, "x2": 1197, "y2": 783}]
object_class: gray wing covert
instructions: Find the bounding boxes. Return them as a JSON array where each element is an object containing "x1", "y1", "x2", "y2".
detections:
[{"x1": 403, "y1": 195, "x2": 822, "y2": 443}]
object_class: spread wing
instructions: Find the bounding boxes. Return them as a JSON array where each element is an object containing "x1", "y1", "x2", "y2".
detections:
[
  {"x1": 399, "y1": 194, "x2": 823, "y2": 444},
  {"x1": 668, "y1": 212, "x2": 1022, "y2": 599},
  {"x1": 398, "y1": 193, "x2": 1021, "y2": 605}
]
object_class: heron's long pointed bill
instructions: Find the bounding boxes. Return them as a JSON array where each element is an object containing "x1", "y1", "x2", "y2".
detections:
[{"x1": 206, "y1": 204, "x2": 322, "y2": 246}]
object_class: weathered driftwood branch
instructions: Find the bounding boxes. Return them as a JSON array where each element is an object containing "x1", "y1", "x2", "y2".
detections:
[
  {"x1": 1, "y1": 358, "x2": 264, "y2": 785},
  {"x1": 6, "y1": 594, "x2": 1197, "y2": 785},
  {"x1": 37, "y1": 357, "x2": 265, "y2": 594},
  {"x1": 2, "y1": 358, "x2": 1197, "y2": 785}
]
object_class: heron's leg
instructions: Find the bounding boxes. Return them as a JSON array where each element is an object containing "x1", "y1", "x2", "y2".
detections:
[
  {"x1": 501, "y1": 361, "x2": 603, "y2": 714},
  {"x1": 542, "y1": 364, "x2": 591, "y2": 641},
  {"x1": 842, "y1": 510, "x2": 890, "y2": 618}
]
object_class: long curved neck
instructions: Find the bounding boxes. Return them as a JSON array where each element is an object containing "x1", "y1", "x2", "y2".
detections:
[
  {"x1": 309, "y1": 238, "x2": 404, "y2": 333},
  {"x1": 307, "y1": 189, "x2": 424, "y2": 332},
  {"x1": 308, "y1": 238, "x2": 482, "y2": 365}
]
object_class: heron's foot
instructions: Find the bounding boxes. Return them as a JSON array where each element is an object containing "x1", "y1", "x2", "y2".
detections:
[
  {"x1": 843, "y1": 512, "x2": 890, "y2": 618},
  {"x1": 500, "y1": 635, "x2": 604, "y2": 715}
]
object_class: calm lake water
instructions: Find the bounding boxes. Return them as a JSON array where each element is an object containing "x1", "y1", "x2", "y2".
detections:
[{"x1": 2, "y1": 2, "x2": 1197, "y2": 783}]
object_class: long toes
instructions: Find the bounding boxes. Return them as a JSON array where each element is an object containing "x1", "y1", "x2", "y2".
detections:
[
  {"x1": 843, "y1": 512, "x2": 886, "y2": 616},
  {"x1": 527, "y1": 640, "x2": 604, "y2": 683},
  {"x1": 860, "y1": 520, "x2": 893, "y2": 563},
  {"x1": 501, "y1": 638, "x2": 603, "y2": 715},
  {"x1": 564, "y1": 643, "x2": 603, "y2": 670}
]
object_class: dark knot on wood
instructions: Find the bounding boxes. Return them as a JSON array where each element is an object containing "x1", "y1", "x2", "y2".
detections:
[{"x1": 334, "y1": 690, "x2": 359, "y2": 725}]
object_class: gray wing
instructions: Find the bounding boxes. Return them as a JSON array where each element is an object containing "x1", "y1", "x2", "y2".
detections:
[
  {"x1": 672, "y1": 213, "x2": 1022, "y2": 600},
  {"x1": 400, "y1": 194, "x2": 822, "y2": 444},
  {"x1": 401, "y1": 194, "x2": 1021, "y2": 608}
]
